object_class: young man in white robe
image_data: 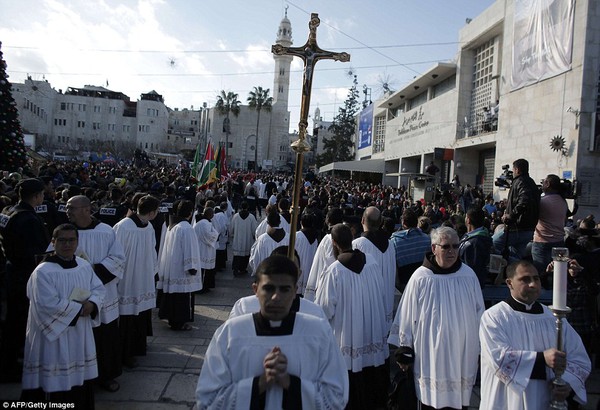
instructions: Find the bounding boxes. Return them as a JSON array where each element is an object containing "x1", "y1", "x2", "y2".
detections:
[
  {"x1": 113, "y1": 194, "x2": 160, "y2": 368},
  {"x1": 294, "y1": 213, "x2": 319, "y2": 296},
  {"x1": 21, "y1": 223, "x2": 105, "y2": 408},
  {"x1": 389, "y1": 226, "x2": 484, "y2": 410},
  {"x1": 230, "y1": 201, "x2": 258, "y2": 276},
  {"x1": 304, "y1": 207, "x2": 344, "y2": 301},
  {"x1": 315, "y1": 223, "x2": 389, "y2": 409},
  {"x1": 352, "y1": 206, "x2": 396, "y2": 331},
  {"x1": 66, "y1": 195, "x2": 126, "y2": 393},
  {"x1": 230, "y1": 245, "x2": 326, "y2": 320},
  {"x1": 196, "y1": 255, "x2": 349, "y2": 409},
  {"x1": 479, "y1": 260, "x2": 591, "y2": 410},
  {"x1": 248, "y1": 211, "x2": 289, "y2": 275},
  {"x1": 158, "y1": 200, "x2": 202, "y2": 330},
  {"x1": 193, "y1": 206, "x2": 219, "y2": 291}
]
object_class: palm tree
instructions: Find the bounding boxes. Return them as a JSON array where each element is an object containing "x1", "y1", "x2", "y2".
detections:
[
  {"x1": 215, "y1": 90, "x2": 241, "y2": 163},
  {"x1": 247, "y1": 86, "x2": 273, "y2": 171}
]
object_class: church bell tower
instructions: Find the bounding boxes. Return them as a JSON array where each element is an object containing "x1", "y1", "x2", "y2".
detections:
[{"x1": 272, "y1": 7, "x2": 293, "y2": 109}]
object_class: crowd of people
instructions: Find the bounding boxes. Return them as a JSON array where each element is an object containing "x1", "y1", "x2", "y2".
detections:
[{"x1": 0, "y1": 156, "x2": 598, "y2": 409}]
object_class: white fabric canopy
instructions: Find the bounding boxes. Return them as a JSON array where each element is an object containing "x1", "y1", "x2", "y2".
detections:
[{"x1": 318, "y1": 159, "x2": 384, "y2": 174}]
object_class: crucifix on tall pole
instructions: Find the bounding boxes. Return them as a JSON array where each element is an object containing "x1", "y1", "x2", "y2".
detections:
[{"x1": 272, "y1": 13, "x2": 350, "y2": 259}]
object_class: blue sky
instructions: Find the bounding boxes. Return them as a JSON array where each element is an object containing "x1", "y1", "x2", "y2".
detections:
[{"x1": 1, "y1": 0, "x2": 495, "y2": 132}]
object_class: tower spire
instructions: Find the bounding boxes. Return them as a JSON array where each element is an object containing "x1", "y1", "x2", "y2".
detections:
[{"x1": 273, "y1": 11, "x2": 293, "y2": 105}]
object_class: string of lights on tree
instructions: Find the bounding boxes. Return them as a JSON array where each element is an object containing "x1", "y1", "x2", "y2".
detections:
[{"x1": 0, "y1": 41, "x2": 28, "y2": 171}]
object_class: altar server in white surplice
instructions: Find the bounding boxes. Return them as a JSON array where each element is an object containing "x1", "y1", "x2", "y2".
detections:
[
  {"x1": 113, "y1": 194, "x2": 160, "y2": 368},
  {"x1": 21, "y1": 224, "x2": 105, "y2": 408},
  {"x1": 294, "y1": 213, "x2": 319, "y2": 295},
  {"x1": 304, "y1": 208, "x2": 344, "y2": 301},
  {"x1": 230, "y1": 201, "x2": 258, "y2": 276},
  {"x1": 158, "y1": 200, "x2": 202, "y2": 331},
  {"x1": 66, "y1": 195, "x2": 126, "y2": 393},
  {"x1": 390, "y1": 226, "x2": 484, "y2": 410},
  {"x1": 479, "y1": 260, "x2": 591, "y2": 410},
  {"x1": 212, "y1": 201, "x2": 230, "y2": 271},
  {"x1": 193, "y1": 206, "x2": 219, "y2": 290},
  {"x1": 352, "y1": 206, "x2": 396, "y2": 331},
  {"x1": 196, "y1": 255, "x2": 348, "y2": 409},
  {"x1": 248, "y1": 211, "x2": 289, "y2": 275},
  {"x1": 315, "y1": 223, "x2": 389, "y2": 410}
]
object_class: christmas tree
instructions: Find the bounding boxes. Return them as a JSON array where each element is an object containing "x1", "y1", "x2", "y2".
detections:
[{"x1": 0, "y1": 41, "x2": 28, "y2": 171}]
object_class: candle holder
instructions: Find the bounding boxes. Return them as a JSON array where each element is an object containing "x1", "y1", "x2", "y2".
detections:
[{"x1": 548, "y1": 305, "x2": 571, "y2": 410}]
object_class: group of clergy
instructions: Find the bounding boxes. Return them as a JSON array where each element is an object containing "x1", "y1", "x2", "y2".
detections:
[
  {"x1": 197, "y1": 204, "x2": 592, "y2": 410},
  {"x1": 13, "y1": 184, "x2": 236, "y2": 406},
  {"x1": 8, "y1": 175, "x2": 593, "y2": 409}
]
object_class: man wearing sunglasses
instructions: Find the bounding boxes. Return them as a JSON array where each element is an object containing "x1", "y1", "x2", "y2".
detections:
[{"x1": 389, "y1": 226, "x2": 484, "y2": 410}]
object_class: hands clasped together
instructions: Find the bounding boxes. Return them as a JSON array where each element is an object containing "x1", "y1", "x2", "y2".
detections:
[{"x1": 259, "y1": 346, "x2": 291, "y2": 393}]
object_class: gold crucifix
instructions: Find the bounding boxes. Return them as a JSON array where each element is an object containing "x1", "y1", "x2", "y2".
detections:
[{"x1": 272, "y1": 13, "x2": 350, "y2": 258}]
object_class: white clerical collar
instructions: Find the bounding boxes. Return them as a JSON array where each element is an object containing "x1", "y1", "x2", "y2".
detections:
[
  {"x1": 269, "y1": 320, "x2": 283, "y2": 327},
  {"x1": 511, "y1": 296, "x2": 536, "y2": 311}
]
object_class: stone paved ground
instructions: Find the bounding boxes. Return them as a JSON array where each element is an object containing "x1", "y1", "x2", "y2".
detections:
[{"x1": 1, "y1": 253, "x2": 598, "y2": 409}]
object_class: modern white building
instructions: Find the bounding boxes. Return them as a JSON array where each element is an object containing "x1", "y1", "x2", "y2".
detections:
[{"x1": 350, "y1": 0, "x2": 599, "y2": 217}]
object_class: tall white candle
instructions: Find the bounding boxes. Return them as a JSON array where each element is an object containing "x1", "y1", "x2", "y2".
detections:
[{"x1": 552, "y1": 260, "x2": 568, "y2": 310}]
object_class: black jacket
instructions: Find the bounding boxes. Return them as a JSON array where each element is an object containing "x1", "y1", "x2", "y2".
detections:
[{"x1": 505, "y1": 173, "x2": 540, "y2": 230}]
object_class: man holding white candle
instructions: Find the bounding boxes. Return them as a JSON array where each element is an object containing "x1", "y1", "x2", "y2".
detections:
[{"x1": 479, "y1": 260, "x2": 591, "y2": 409}]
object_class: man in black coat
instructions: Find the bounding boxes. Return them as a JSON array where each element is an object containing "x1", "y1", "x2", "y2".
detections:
[
  {"x1": 492, "y1": 158, "x2": 540, "y2": 259},
  {"x1": 0, "y1": 178, "x2": 50, "y2": 381}
]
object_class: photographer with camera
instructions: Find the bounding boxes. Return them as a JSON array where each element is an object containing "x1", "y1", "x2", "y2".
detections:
[
  {"x1": 493, "y1": 159, "x2": 540, "y2": 260},
  {"x1": 532, "y1": 174, "x2": 578, "y2": 281}
]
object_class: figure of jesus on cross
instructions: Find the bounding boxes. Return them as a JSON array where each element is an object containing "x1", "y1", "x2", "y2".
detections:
[{"x1": 272, "y1": 13, "x2": 350, "y2": 256}]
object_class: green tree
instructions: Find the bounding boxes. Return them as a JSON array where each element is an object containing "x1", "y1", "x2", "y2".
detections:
[
  {"x1": 247, "y1": 86, "x2": 273, "y2": 171},
  {"x1": 0, "y1": 41, "x2": 27, "y2": 171},
  {"x1": 215, "y1": 90, "x2": 241, "y2": 163},
  {"x1": 316, "y1": 75, "x2": 360, "y2": 167}
]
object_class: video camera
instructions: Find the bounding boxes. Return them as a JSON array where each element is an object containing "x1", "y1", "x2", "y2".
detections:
[
  {"x1": 547, "y1": 178, "x2": 580, "y2": 200},
  {"x1": 494, "y1": 164, "x2": 513, "y2": 189}
]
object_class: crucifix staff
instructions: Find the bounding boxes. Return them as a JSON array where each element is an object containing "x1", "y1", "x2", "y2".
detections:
[{"x1": 272, "y1": 13, "x2": 350, "y2": 259}]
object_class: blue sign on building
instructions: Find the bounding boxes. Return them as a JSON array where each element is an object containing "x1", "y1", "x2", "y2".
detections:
[{"x1": 358, "y1": 104, "x2": 373, "y2": 149}]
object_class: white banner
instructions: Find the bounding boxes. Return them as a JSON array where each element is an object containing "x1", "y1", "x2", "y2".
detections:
[{"x1": 511, "y1": 0, "x2": 575, "y2": 90}]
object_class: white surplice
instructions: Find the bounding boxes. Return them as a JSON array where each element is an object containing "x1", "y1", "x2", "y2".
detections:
[
  {"x1": 75, "y1": 222, "x2": 126, "y2": 324},
  {"x1": 352, "y1": 235, "x2": 396, "y2": 330},
  {"x1": 304, "y1": 233, "x2": 335, "y2": 302},
  {"x1": 248, "y1": 231, "x2": 289, "y2": 275},
  {"x1": 193, "y1": 218, "x2": 218, "y2": 269},
  {"x1": 212, "y1": 211, "x2": 229, "y2": 251},
  {"x1": 479, "y1": 302, "x2": 591, "y2": 410},
  {"x1": 22, "y1": 257, "x2": 105, "y2": 392},
  {"x1": 295, "y1": 230, "x2": 318, "y2": 295},
  {"x1": 230, "y1": 211, "x2": 258, "y2": 257},
  {"x1": 314, "y1": 253, "x2": 389, "y2": 372},
  {"x1": 196, "y1": 312, "x2": 348, "y2": 410},
  {"x1": 113, "y1": 216, "x2": 158, "y2": 315},
  {"x1": 229, "y1": 294, "x2": 327, "y2": 320},
  {"x1": 391, "y1": 262, "x2": 484, "y2": 409},
  {"x1": 158, "y1": 221, "x2": 203, "y2": 293}
]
